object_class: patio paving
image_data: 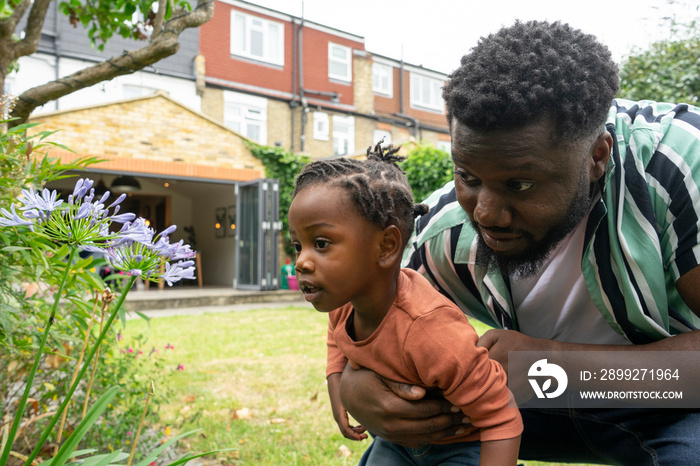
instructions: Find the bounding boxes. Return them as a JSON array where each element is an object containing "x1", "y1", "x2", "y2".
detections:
[{"x1": 125, "y1": 285, "x2": 308, "y2": 315}]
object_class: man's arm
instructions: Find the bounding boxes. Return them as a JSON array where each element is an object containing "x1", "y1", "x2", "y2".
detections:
[
  {"x1": 479, "y1": 264, "x2": 700, "y2": 372},
  {"x1": 477, "y1": 328, "x2": 700, "y2": 376},
  {"x1": 337, "y1": 363, "x2": 468, "y2": 448}
]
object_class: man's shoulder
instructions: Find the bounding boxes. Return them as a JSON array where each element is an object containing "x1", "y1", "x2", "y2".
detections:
[
  {"x1": 414, "y1": 181, "x2": 471, "y2": 248},
  {"x1": 609, "y1": 99, "x2": 700, "y2": 135}
]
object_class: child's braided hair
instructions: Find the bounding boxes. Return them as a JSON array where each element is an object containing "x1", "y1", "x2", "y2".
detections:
[{"x1": 292, "y1": 139, "x2": 428, "y2": 247}]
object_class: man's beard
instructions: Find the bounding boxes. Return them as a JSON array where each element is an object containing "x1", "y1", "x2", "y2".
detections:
[{"x1": 472, "y1": 171, "x2": 592, "y2": 279}]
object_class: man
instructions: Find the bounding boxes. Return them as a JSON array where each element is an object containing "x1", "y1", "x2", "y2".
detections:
[{"x1": 333, "y1": 20, "x2": 700, "y2": 465}]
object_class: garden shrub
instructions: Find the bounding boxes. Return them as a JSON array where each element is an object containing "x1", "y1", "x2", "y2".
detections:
[{"x1": 399, "y1": 142, "x2": 453, "y2": 204}]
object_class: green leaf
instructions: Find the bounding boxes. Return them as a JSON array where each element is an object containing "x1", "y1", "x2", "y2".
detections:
[
  {"x1": 68, "y1": 449, "x2": 128, "y2": 466},
  {"x1": 67, "y1": 449, "x2": 98, "y2": 457},
  {"x1": 35, "y1": 449, "x2": 98, "y2": 466},
  {"x1": 164, "y1": 448, "x2": 236, "y2": 466},
  {"x1": 75, "y1": 269, "x2": 106, "y2": 292},
  {"x1": 1, "y1": 246, "x2": 31, "y2": 252},
  {"x1": 133, "y1": 310, "x2": 151, "y2": 324},
  {"x1": 73, "y1": 256, "x2": 95, "y2": 270},
  {"x1": 50, "y1": 386, "x2": 120, "y2": 466},
  {"x1": 131, "y1": 429, "x2": 203, "y2": 466}
]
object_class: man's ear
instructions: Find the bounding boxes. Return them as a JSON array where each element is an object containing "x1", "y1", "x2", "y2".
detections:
[
  {"x1": 589, "y1": 131, "x2": 613, "y2": 183},
  {"x1": 377, "y1": 225, "x2": 403, "y2": 269}
]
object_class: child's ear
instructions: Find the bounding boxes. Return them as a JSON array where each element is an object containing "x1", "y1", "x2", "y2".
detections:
[{"x1": 377, "y1": 225, "x2": 403, "y2": 269}]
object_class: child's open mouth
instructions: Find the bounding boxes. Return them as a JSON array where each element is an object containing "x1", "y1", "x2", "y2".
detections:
[{"x1": 299, "y1": 281, "x2": 322, "y2": 301}]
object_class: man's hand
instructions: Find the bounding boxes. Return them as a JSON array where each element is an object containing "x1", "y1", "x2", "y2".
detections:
[
  {"x1": 477, "y1": 329, "x2": 548, "y2": 373},
  {"x1": 338, "y1": 364, "x2": 468, "y2": 448}
]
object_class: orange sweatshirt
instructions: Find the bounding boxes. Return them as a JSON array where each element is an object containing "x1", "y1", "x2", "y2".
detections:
[{"x1": 326, "y1": 268, "x2": 522, "y2": 443}]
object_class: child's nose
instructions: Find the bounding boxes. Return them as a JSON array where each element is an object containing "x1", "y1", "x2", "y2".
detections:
[{"x1": 295, "y1": 252, "x2": 313, "y2": 273}]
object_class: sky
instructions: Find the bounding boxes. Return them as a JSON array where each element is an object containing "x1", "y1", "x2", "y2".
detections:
[{"x1": 244, "y1": 0, "x2": 677, "y2": 74}]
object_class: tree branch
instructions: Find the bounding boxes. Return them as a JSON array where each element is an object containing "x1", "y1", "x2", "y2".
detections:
[
  {"x1": 13, "y1": 0, "x2": 52, "y2": 58},
  {"x1": 0, "y1": 0, "x2": 32, "y2": 39},
  {"x1": 9, "y1": 0, "x2": 214, "y2": 126},
  {"x1": 150, "y1": 0, "x2": 168, "y2": 41}
]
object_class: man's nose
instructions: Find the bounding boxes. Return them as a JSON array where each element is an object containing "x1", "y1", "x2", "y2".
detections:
[{"x1": 473, "y1": 190, "x2": 513, "y2": 228}]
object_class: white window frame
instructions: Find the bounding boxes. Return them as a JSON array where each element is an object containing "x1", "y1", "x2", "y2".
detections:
[
  {"x1": 372, "y1": 62, "x2": 393, "y2": 97},
  {"x1": 328, "y1": 43, "x2": 352, "y2": 82},
  {"x1": 332, "y1": 115, "x2": 355, "y2": 156},
  {"x1": 230, "y1": 11, "x2": 284, "y2": 66},
  {"x1": 410, "y1": 72, "x2": 444, "y2": 112},
  {"x1": 313, "y1": 112, "x2": 329, "y2": 141},
  {"x1": 223, "y1": 91, "x2": 268, "y2": 145}
]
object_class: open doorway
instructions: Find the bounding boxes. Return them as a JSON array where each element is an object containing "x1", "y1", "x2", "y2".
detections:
[
  {"x1": 119, "y1": 194, "x2": 169, "y2": 233},
  {"x1": 46, "y1": 173, "x2": 280, "y2": 290}
]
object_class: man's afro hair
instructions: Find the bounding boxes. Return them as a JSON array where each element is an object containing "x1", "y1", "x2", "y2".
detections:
[{"x1": 443, "y1": 20, "x2": 619, "y2": 142}]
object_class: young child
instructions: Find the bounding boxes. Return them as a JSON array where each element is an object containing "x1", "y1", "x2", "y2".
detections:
[{"x1": 288, "y1": 143, "x2": 522, "y2": 465}]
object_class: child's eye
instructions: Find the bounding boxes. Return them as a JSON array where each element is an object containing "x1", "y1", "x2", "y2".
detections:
[
  {"x1": 314, "y1": 239, "x2": 330, "y2": 249},
  {"x1": 292, "y1": 242, "x2": 302, "y2": 253}
]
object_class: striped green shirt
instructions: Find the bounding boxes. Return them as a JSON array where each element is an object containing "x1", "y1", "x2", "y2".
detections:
[{"x1": 404, "y1": 99, "x2": 700, "y2": 344}]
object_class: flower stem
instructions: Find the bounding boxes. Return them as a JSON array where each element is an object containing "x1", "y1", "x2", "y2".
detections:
[
  {"x1": 83, "y1": 291, "x2": 113, "y2": 418},
  {"x1": 127, "y1": 381, "x2": 154, "y2": 466},
  {"x1": 23, "y1": 275, "x2": 137, "y2": 466},
  {"x1": 54, "y1": 292, "x2": 100, "y2": 455},
  {"x1": 0, "y1": 247, "x2": 78, "y2": 466}
]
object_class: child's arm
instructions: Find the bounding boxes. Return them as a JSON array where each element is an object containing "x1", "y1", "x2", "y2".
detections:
[
  {"x1": 479, "y1": 435, "x2": 521, "y2": 466},
  {"x1": 327, "y1": 372, "x2": 368, "y2": 441}
]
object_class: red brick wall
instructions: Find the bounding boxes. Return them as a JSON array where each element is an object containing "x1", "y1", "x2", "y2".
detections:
[
  {"x1": 200, "y1": 2, "x2": 365, "y2": 107},
  {"x1": 399, "y1": 69, "x2": 448, "y2": 127},
  {"x1": 300, "y1": 27, "x2": 362, "y2": 106},
  {"x1": 373, "y1": 67, "x2": 448, "y2": 129},
  {"x1": 373, "y1": 66, "x2": 401, "y2": 115},
  {"x1": 200, "y1": 3, "x2": 294, "y2": 93}
]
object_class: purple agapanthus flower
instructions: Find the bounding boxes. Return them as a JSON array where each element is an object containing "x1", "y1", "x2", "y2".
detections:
[
  {"x1": 0, "y1": 177, "x2": 198, "y2": 287},
  {"x1": 0, "y1": 204, "x2": 34, "y2": 228},
  {"x1": 151, "y1": 238, "x2": 196, "y2": 261},
  {"x1": 160, "y1": 260, "x2": 196, "y2": 286},
  {"x1": 1, "y1": 188, "x2": 64, "y2": 228},
  {"x1": 68, "y1": 178, "x2": 94, "y2": 205},
  {"x1": 0, "y1": 178, "x2": 141, "y2": 249},
  {"x1": 110, "y1": 218, "x2": 154, "y2": 246},
  {"x1": 101, "y1": 222, "x2": 197, "y2": 286},
  {"x1": 19, "y1": 188, "x2": 63, "y2": 214}
]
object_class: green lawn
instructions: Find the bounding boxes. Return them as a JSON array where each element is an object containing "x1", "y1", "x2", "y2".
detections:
[{"x1": 120, "y1": 306, "x2": 599, "y2": 465}]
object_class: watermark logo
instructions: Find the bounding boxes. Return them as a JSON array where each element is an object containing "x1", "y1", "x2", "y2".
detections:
[
  {"x1": 509, "y1": 351, "x2": 696, "y2": 408},
  {"x1": 528, "y1": 359, "x2": 568, "y2": 399}
]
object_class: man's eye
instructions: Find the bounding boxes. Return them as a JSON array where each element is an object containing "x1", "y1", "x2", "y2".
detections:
[
  {"x1": 508, "y1": 181, "x2": 534, "y2": 192},
  {"x1": 315, "y1": 239, "x2": 330, "y2": 249},
  {"x1": 456, "y1": 170, "x2": 478, "y2": 185}
]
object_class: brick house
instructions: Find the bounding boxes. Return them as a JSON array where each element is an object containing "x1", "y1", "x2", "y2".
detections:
[
  {"x1": 199, "y1": 0, "x2": 451, "y2": 159},
  {"x1": 27, "y1": 92, "x2": 280, "y2": 289}
]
